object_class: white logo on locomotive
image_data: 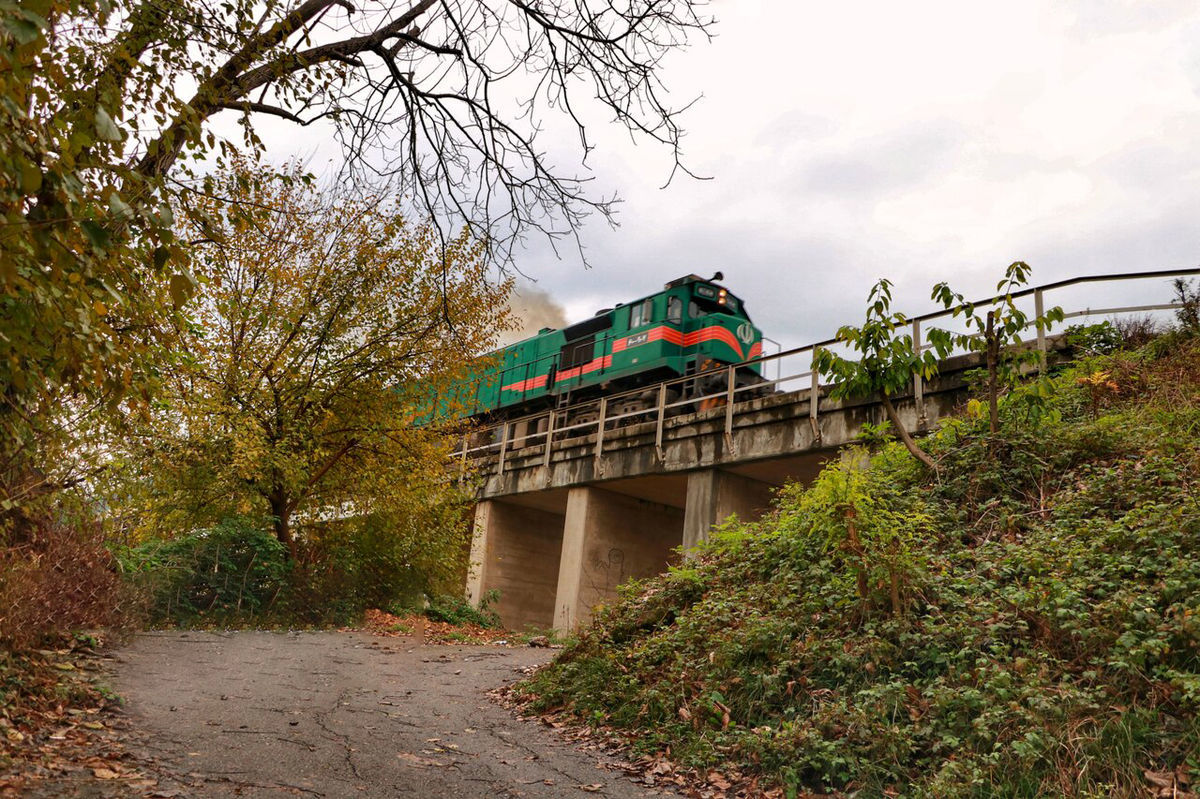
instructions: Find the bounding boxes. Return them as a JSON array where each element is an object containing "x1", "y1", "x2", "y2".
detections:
[{"x1": 736, "y1": 322, "x2": 754, "y2": 344}]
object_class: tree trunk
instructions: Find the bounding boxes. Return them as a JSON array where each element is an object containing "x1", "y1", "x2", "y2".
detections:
[
  {"x1": 269, "y1": 494, "x2": 297, "y2": 561},
  {"x1": 986, "y1": 311, "x2": 999, "y2": 436},
  {"x1": 879, "y1": 391, "x2": 937, "y2": 472}
]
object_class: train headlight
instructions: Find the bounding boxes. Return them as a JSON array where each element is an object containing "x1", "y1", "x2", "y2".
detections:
[{"x1": 718, "y1": 289, "x2": 727, "y2": 304}]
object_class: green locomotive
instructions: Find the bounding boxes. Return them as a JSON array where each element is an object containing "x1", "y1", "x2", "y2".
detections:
[{"x1": 448, "y1": 273, "x2": 764, "y2": 422}]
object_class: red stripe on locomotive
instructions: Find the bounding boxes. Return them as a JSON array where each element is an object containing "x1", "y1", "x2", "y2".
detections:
[{"x1": 502, "y1": 321, "x2": 757, "y2": 393}]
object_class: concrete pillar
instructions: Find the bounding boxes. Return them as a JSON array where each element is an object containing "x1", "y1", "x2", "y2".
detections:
[
  {"x1": 553, "y1": 487, "x2": 683, "y2": 632},
  {"x1": 682, "y1": 469, "x2": 776, "y2": 554},
  {"x1": 466, "y1": 500, "x2": 564, "y2": 631}
]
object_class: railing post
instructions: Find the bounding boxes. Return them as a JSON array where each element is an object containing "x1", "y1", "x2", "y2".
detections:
[
  {"x1": 542, "y1": 411, "x2": 555, "y2": 471},
  {"x1": 912, "y1": 318, "x2": 926, "y2": 429},
  {"x1": 1034, "y1": 288, "x2": 1047, "y2": 371},
  {"x1": 809, "y1": 348, "x2": 822, "y2": 445},
  {"x1": 593, "y1": 398, "x2": 608, "y2": 475},
  {"x1": 457, "y1": 434, "x2": 468, "y2": 485},
  {"x1": 654, "y1": 382, "x2": 667, "y2": 462},
  {"x1": 497, "y1": 422, "x2": 509, "y2": 475},
  {"x1": 724, "y1": 365, "x2": 737, "y2": 454}
]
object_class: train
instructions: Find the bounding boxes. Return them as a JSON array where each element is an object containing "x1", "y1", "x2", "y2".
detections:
[{"x1": 439, "y1": 272, "x2": 766, "y2": 427}]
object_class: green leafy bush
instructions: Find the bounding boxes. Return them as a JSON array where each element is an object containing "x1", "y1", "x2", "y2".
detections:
[
  {"x1": 522, "y1": 339, "x2": 1200, "y2": 798},
  {"x1": 283, "y1": 501, "x2": 472, "y2": 625},
  {"x1": 1066, "y1": 321, "x2": 1123, "y2": 355},
  {"x1": 118, "y1": 517, "x2": 290, "y2": 624},
  {"x1": 118, "y1": 493, "x2": 473, "y2": 627},
  {"x1": 423, "y1": 590, "x2": 501, "y2": 628}
]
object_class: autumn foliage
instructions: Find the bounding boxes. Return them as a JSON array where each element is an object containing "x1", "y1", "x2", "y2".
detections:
[{"x1": 104, "y1": 162, "x2": 509, "y2": 617}]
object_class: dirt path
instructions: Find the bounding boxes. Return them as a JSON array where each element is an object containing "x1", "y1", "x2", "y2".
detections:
[{"x1": 104, "y1": 630, "x2": 674, "y2": 798}]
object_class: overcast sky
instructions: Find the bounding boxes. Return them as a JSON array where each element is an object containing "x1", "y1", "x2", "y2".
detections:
[
  {"x1": 509, "y1": 0, "x2": 1200, "y2": 348},
  {"x1": 264, "y1": 0, "x2": 1200, "y2": 350}
]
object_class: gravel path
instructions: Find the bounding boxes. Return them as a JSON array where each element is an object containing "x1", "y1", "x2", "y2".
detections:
[{"x1": 106, "y1": 630, "x2": 675, "y2": 798}]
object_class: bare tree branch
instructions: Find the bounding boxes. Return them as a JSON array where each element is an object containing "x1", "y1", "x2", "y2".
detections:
[{"x1": 116, "y1": 0, "x2": 712, "y2": 267}]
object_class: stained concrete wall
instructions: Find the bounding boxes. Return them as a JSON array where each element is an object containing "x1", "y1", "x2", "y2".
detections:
[
  {"x1": 681, "y1": 469, "x2": 776, "y2": 553},
  {"x1": 553, "y1": 487, "x2": 683, "y2": 632},
  {"x1": 466, "y1": 500, "x2": 564, "y2": 631}
]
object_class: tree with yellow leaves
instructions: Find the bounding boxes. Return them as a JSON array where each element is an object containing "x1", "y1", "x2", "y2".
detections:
[{"x1": 126, "y1": 162, "x2": 509, "y2": 569}]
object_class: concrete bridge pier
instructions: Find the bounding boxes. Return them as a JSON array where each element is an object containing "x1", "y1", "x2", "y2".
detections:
[
  {"x1": 465, "y1": 468, "x2": 787, "y2": 634},
  {"x1": 552, "y1": 487, "x2": 682, "y2": 632},
  {"x1": 466, "y1": 499, "x2": 564, "y2": 631},
  {"x1": 681, "y1": 469, "x2": 776, "y2": 553}
]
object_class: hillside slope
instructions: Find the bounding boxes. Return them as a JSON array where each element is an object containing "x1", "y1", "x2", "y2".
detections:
[{"x1": 521, "y1": 335, "x2": 1200, "y2": 798}]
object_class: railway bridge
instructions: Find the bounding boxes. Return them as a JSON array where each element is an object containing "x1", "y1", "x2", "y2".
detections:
[
  {"x1": 461, "y1": 268, "x2": 1196, "y2": 633},
  {"x1": 464, "y1": 354, "x2": 975, "y2": 632}
]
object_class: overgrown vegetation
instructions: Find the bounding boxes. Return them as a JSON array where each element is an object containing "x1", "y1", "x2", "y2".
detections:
[
  {"x1": 522, "y1": 333, "x2": 1200, "y2": 798},
  {"x1": 116, "y1": 508, "x2": 481, "y2": 628},
  {"x1": 422, "y1": 590, "x2": 502, "y2": 629},
  {"x1": 116, "y1": 517, "x2": 290, "y2": 625}
]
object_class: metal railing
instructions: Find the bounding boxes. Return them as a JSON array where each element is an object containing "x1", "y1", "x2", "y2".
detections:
[{"x1": 456, "y1": 267, "x2": 1199, "y2": 476}]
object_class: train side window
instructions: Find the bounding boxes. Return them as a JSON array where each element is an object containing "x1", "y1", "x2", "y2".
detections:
[
  {"x1": 629, "y1": 298, "x2": 653, "y2": 327},
  {"x1": 667, "y1": 296, "x2": 682, "y2": 323},
  {"x1": 689, "y1": 300, "x2": 701, "y2": 318}
]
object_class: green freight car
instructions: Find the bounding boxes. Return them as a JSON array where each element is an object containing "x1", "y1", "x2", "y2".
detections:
[{"x1": 442, "y1": 273, "x2": 765, "y2": 422}]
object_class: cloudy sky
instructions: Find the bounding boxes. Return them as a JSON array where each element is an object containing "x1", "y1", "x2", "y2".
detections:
[
  {"x1": 259, "y1": 0, "x2": 1200, "y2": 350},
  {"x1": 504, "y1": 0, "x2": 1200, "y2": 349}
]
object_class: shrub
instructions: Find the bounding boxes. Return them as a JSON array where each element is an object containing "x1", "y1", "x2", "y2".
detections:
[
  {"x1": 1112, "y1": 314, "x2": 1161, "y2": 348},
  {"x1": 1175, "y1": 278, "x2": 1200, "y2": 333},
  {"x1": 284, "y1": 503, "x2": 472, "y2": 624},
  {"x1": 118, "y1": 517, "x2": 290, "y2": 624},
  {"x1": 1066, "y1": 321, "x2": 1123, "y2": 355},
  {"x1": 423, "y1": 590, "x2": 501, "y2": 628}
]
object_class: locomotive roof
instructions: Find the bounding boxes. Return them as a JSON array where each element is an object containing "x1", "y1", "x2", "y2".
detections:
[{"x1": 495, "y1": 274, "x2": 748, "y2": 352}]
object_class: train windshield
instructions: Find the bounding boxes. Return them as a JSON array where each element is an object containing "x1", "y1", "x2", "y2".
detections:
[{"x1": 688, "y1": 290, "x2": 741, "y2": 317}]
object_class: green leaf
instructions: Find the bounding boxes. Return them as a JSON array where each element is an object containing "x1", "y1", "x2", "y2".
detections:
[
  {"x1": 169, "y1": 271, "x2": 197, "y2": 306},
  {"x1": 3, "y1": 16, "x2": 42, "y2": 44},
  {"x1": 95, "y1": 106, "x2": 122, "y2": 142},
  {"x1": 79, "y1": 219, "x2": 111, "y2": 250},
  {"x1": 108, "y1": 192, "x2": 134, "y2": 219},
  {"x1": 18, "y1": 0, "x2": 52, "y2": 19},
  {"x1": 153, "y1": 246, "x2": 172, "y2": 271},
  {"x1": 18, "y1": 158, "x2": 42, "y2": 194}
]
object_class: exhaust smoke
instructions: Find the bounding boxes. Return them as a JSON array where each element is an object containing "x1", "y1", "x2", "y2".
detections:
[{"x1": 497, "y1": 281, "x2": 569, "y2": 346}]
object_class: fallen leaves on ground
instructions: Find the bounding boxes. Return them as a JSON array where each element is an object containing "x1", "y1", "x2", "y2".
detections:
[
  {"x1": 0, "y1": 634, "x2": 181, "y2": 798},
  {"x1": 491, "y1": 681, "x2": 807, "y2": 798},
  {"x1": 360, "y1": 608, "x2": 514, "y2": 645},
  {"x1": 1144, "y1": 767, "x2": 1196, "y2": 799}
]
